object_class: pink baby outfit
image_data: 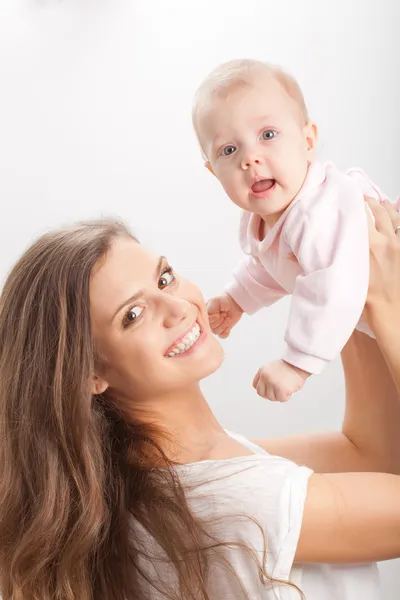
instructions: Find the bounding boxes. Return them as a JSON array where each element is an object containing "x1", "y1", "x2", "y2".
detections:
[{"x1": 225, "y1": 161, "x2": 389, "y2": 375}]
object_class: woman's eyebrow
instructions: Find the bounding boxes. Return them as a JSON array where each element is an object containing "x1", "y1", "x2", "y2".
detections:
[{"x1": 111, "y1": 256, "x2": 166, "y2": 321}]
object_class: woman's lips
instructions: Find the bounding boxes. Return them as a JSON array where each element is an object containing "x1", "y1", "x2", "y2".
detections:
[{"x1": 164, "y1": 321, "x2": 203, "y2": 357}]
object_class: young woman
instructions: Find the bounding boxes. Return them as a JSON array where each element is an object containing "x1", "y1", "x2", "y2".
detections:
[{"x1": 0, "y1": 198, "x2": 399, "y2": 600}]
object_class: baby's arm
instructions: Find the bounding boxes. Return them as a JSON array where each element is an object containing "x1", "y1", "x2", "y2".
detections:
[
  {"x1": 254, "y1": 180, "x2": 370, "y2": 402},
  {"x1": 208, "y1": 255, "x2": 288, "y2": 338},
  {"x1": 283, "y1": 177, "x2": 370, "y2": 375},
  {"x1": 225, "y1": 254, "x2": 288, "y2": 314}
]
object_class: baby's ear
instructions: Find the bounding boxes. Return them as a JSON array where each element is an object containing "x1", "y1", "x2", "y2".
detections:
[
  {"x1": 204, "y1": 161, "x2": 215, "y2": 176},
  {"x1": 305, "y1": 122, "x2": 318, "y2": 159}
]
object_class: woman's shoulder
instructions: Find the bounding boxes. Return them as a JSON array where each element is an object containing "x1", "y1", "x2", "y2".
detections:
[
  {"x1": 224, "y1": 429, "x2": 269, "y2": 455},
  {"x1": 179, "y1": 430, "x2": 313, "y2": 504}
]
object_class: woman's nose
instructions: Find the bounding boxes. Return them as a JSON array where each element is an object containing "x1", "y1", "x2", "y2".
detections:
[{"x1": 161, "y1": 294, "x2": 191, "y2": 328}]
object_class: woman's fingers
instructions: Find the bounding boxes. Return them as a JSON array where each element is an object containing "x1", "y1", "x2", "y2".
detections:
[
  {"x1": 363, "y1": 195, "x2": 400, "y2": 322},
  {"x1": 364, "y1": 202, "x2": 377, "y2": 237},
  {"x1": 382, "y1": 200, "x2": 400, "y2": 232},
  {"x1": 364, "y1": 196, "x2": 396, "y2": 237}
]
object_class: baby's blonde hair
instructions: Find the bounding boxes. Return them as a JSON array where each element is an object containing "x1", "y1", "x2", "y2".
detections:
[{"x1": 192, "y1": 59, "x2": 309, "y2": 155}]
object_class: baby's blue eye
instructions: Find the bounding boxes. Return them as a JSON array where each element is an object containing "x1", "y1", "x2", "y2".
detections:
[
  {"x1": 221, "y1": 145, "x2": 236, "y2": 156},
  {"x1": 261, "y1": 130, "x2": 277, "y2": 140}
]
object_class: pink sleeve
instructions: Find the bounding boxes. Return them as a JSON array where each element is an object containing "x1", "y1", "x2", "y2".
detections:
[
  {"x1": 282, "y1": 176, "x2": 370, "y2": 374},
  {"x1": 225, "y1": 255, "x2": 288, "y2": 314},
  {"x1": 346, "y1": 167, "x2": 389, "y2": 202}
]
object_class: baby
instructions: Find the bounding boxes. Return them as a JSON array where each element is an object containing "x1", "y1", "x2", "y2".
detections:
[{"x1": 192, "y1": 58, "x2": 389, "y2": 402}]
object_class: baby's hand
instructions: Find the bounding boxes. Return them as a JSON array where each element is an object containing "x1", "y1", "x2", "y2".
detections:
[
  {"x1": 207, "y1": 293, "x2": 243, "y2": 339},
  {"x1": 253, "y1": 360, "x2": 310, "y2": 402}
]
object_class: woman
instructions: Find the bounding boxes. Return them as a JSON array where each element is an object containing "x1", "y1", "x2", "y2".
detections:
[{"x1": 0, "y1": 197, "x2": 399, "y2": 600}]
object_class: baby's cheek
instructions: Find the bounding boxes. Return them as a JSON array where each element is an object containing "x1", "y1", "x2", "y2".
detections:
[{"x1": 220, "y1": 174, "x2": 241, "y2": 199}]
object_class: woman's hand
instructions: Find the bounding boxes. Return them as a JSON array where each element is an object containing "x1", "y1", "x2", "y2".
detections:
[
  {"x1": 363, "y1": 196, "x2": 400, "y2": 329},
  {"x1": 363, "y1": 196, "x2": 400, "y2": 396}
]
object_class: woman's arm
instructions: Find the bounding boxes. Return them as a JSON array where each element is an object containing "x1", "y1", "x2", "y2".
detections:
[
  {"x1": 296, "y1": 471, "x2": 400, "y2": 563},
  {"x1": 254, "y1": 198, "x2": 400, "y2": 474},
  {"x1": 256, "y1": 329, "x2": 400, "y2": 473}
]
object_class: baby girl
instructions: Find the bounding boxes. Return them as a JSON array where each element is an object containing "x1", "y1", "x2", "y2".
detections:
[{"x1": 192, "y1": 58, "x2": 390, "y2": 402}]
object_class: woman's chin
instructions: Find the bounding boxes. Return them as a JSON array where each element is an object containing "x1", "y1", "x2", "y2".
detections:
[
  {"x1": 197, "y1": 335, "x2": 225, "y2": 378},
  {"x1": 175, "y1": 334, "x2": 224, "y2": 382}
]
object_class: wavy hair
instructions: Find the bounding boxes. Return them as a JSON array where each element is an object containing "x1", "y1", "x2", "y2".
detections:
[{"x1": 0, "y1": 218, "x2": 302, "y2": 599}]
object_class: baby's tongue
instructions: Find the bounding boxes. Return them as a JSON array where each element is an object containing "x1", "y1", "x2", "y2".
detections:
[{"x1": 252, "y1": 179, "x2": 275, "y2": 193}]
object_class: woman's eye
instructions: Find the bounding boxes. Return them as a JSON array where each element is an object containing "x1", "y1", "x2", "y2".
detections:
[
  {"x1": 261, "y1": 130, "x2": 277, "y2": 140},
  {"x1": 158, "y1": 268, "x2": 175, "y2": 289},
  {"x1": 125, "y1": 305, "x2": 144, "y2": 325},
  {"x1": 221, "y1": 145, "x2": 236, "y2": 156}
]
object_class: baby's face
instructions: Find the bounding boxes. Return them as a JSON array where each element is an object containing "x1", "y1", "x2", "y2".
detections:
[{"x1": 200, "y1": 76, "x2": 316, "y2": 222}]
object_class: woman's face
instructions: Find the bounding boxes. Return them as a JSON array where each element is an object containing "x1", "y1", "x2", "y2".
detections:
[{"x1": 90, "y1": 236, "x2": 224, "y2": 402}]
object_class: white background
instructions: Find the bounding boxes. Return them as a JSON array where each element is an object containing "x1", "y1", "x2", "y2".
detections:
[{"x1": 0, "y1": 0, "x2": 399, "y2": 595}]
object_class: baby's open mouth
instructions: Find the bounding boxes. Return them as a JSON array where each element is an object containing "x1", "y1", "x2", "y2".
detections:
[{"x1": 251, "y1": 179, "x2": 275, "y2": 193}]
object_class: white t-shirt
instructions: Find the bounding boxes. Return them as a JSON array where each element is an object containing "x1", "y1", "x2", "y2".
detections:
[{"x1": 135, "y1": 431, "x2": 380, "y2": 599}]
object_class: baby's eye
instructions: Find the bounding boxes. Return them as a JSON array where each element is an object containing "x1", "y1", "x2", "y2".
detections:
[
  {"x1": 261, "y1": 130, "x2": 277, "y2": 140},
  {"x1": 158, "y1": 268, "x2": 175, "y2": 289},
  {"x1": 124, "y1": 305, "x2": 144, "y2": 326},
  {"x1": 221, "y1": 145, "x2": 237, "y2": 156}
]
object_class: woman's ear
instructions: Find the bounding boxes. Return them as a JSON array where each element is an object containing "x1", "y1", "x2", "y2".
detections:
[{"x1": 91, "y1": 373, "x2": 108, "y2": 395}]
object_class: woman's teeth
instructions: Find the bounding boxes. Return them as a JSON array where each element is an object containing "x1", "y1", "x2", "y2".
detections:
[{"x1": 167, "y1": 323, "x2": 201, "y2": 357}]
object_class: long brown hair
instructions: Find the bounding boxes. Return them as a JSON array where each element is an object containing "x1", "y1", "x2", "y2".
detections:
[{"x1": 0, "y1": 218, "x2": 301, "y2": 599}]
